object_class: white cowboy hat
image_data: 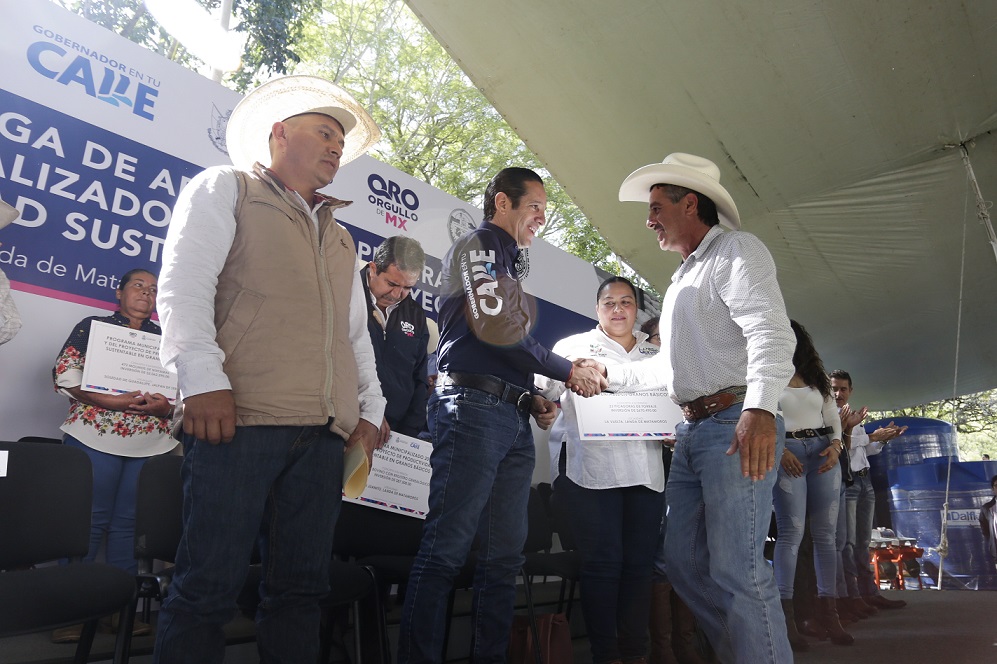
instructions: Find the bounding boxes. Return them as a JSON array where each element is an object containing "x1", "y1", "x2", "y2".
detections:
[
  {"x1": 618, "y1": 153, "x2": 741, "y2": 230},
  {"x1": 0, "y1": 200, "x2": 18, "y2": 230},
  {"x1": 226, "y1": 75, "x2": 381, "y2": 171}
]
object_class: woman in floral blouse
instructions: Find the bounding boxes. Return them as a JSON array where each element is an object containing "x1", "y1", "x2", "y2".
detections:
[{"x1": 52, "y1": 268, "x2": 177, "y2": 580}]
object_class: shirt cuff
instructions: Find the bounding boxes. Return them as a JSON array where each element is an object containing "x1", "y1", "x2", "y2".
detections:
[{"x1": 176, "y1": 354, "x2": 232, "y2": 399}]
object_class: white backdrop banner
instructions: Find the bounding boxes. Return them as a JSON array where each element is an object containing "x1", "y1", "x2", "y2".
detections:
[{"x1": 0, "y1": 1, "x2": 604, "y2": 462}]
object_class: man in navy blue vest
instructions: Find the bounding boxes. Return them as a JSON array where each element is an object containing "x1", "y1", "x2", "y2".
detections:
[{"x1": 361, "y1": 235, "x2": 430, "y2": 438}]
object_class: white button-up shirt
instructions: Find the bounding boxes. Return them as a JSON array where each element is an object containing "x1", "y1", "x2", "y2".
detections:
[
  {"x1": 846, "y1": 415, "x2": 885, "y2": 472},
  {"x1": 537, "y1": 326, "x2": 664, "y2": 491},
  {"x1": 607, "y1": 226, "x2": 794, "y2": 415}
]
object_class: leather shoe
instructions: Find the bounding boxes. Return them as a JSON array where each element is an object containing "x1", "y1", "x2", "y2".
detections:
[
  {"x1": 864, "y1": 594, "x2": 907, "y2": 609},
  {"x1": 100, "y1": 613, "x2": 153, "y2": 637},
  {"x1": 51, "y1": 624, "x2": 83, "y2": 644}
]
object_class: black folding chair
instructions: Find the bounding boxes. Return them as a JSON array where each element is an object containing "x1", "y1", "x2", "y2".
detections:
[
  {"x1": 0, "y1": 441, "x2": 137, "y2": 664},
  {"x1": 333, "y1": 500, "x2": 475, "y2": 662},
  {"x1": 135, "y1": 453, "x2": 387, "y2": 662},
  {"x1": 134, "y1": 454, "x2": 184, "y2": 623}
]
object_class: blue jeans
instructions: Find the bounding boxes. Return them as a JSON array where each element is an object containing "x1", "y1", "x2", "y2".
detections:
[
  {"x1": 64, "y1": 435, "x2": 148, "y2": 574},
  {"x1": 154, "y1": 425, "x2": 344, "y2": 664},
  {"x1": 843, "y1": 471, "x2": 877, "y2": 597},
  {"x1": 398, "y1": 385, "x2": 534, "y2": 664},
  {"x1": 835, "y1": 483, "x2": 848, "y2": 597},
  {"x1": 664, "y1": 404, "x2": 792, "y2": 664},
  {"x1": 553, "y1": 474, "x2": 664, "y2": 663},
  {"x1": 772, "y1": 435, "x2": 841, "y2": 598}
]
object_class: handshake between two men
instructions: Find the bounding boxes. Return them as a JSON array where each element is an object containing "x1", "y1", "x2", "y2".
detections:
[{"x1": 530, "y1": 358, "x2": 608, "y2": 431}]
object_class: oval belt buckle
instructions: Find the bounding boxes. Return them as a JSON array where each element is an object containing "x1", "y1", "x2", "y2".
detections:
[{"x1": 516, "y1": 391, "x2": 532, "y2": 412}]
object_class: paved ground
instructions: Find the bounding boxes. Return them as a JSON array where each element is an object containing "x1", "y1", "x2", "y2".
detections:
[{"x1": 2, "y1": 584, "x2": 993, "y2": 663}]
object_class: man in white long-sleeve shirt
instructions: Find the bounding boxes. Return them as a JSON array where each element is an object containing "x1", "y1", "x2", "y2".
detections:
[
  {"x1": 154, "y1": 76, "x2": 386, "y2": 664},
  {"x1": 583, "y1": 154, "x2": 795, "y2": 663},
  {"x1": 830, "y1": 369, "x2": 907, "y2": 613}
]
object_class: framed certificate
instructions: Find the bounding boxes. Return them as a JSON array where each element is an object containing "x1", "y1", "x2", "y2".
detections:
[
  {"x1": 80, "y1": 321, "x2": 177, "y2": 400},
  {"x1": 344, "y1": 432, "x2": 432, "y2": 519},
  {"x1": 573, "y1": 390, "x2": 684, "y2": 440}
]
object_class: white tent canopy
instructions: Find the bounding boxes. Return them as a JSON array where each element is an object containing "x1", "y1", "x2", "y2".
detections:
[{"x1": 406, "y1": 0, "x2": 997, "y2": 409}]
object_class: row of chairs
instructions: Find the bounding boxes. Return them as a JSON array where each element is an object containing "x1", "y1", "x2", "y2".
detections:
[{"x1": 0, "y1": 441, "x2": 581, "y2": 664}]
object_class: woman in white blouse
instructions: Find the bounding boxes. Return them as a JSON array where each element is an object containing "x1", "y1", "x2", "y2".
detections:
[
  {"x1": 773, "y1": 320, "x2": 851, "y2": 650},
  {"x1": 537, "y1": 276, "x2": 664, "y2": 664}
]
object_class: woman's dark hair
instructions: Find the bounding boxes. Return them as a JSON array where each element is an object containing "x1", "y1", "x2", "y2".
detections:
[
  {"x1": 791, "y1": 319, "x2": 830, "y2": 398},
  {"x1": 482, "y1": 168, "x2": 543, "y2": 222},
  {"x1": 639, "y1": 318, "x2": 659, "y2": 336},
  {"x1": 118, "y1": 268, "x2": 156, "y2": 290},
  {"x1": 596, "y1": 276, "x2": 638, "y2": 302}
]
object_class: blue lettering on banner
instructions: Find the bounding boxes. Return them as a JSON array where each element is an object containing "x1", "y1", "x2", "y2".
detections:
[
  {"x1": 26, "y1": 29, "x2": 160, "y2": 120},
  {"x1": 0, "y1": 89, "x2": 202, "y2": 306},
  {"x1": 366, "y1": 173, "x2": 420, "y2": 227}
]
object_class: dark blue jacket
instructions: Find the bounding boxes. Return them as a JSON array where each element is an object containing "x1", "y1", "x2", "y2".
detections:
[
  {"x1": 360, "y1": 267, "x2": 429, "y2": 437},
  {"x1": 436, "y1": 221, "x2": 572, "y2": 390}
]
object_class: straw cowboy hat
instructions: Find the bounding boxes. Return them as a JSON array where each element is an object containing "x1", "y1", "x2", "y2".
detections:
[
  {"x1": 618, "y1": 153, "x2": 741, "y2": 230},
  {"x1": 0, "y1": 200, "x2": 18, "y2": 230},
  {"x1": 226, "y1": 75, "x2": 381, "y2": 171}
]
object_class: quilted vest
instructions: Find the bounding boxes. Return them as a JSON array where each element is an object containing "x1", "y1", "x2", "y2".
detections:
[{"x1": 215, "y1": 165, "x2": 360, "y2": 440}]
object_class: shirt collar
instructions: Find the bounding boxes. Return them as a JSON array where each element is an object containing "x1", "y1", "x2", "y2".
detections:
[
  {"x1": 672, "y1": 225, "x2": 726, "y2": 282},
  {"x1": 252, "y1": 162, "x2": 353, "y2": 210},
  {"x1": 481, "y1": 220, "x2": 520, "y2": 264}
]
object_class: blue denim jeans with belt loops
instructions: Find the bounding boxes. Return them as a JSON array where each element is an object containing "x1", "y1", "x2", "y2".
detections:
[
  {"x1": 772, "y1": 434, "x2": 842, "y2": 599},
  {"x1": 398, "y1": 384, "x2": 534, "y2": 664},
  {"x1": 153, "y1": 425, "x2": 344, "y2": 664},
  {"x1": 664, "y1": 403, "x2": 792, "y2": 664},
  {"x1": 844, "y1": 471, "x2": 879, "y2": 597}
]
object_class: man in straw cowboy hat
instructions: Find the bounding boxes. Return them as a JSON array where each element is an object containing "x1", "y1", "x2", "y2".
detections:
[
  {"x1": 154, "y1": 76, "x2": 387, "y2": 662},
  {"x1": 580, "y1": 154, "x2": 796, "y2": 663}
]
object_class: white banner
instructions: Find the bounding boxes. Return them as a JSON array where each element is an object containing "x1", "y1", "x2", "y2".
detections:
[{"x1": 0, "y1": 1, "x2": 613, "y2": 486}]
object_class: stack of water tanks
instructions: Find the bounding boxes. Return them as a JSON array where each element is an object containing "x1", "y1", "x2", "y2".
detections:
[{"x1": 868, "y1": 416, "x2": 996, "y2": 590}]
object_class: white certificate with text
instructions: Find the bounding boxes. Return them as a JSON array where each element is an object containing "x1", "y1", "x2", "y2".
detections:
[
  {"x1": 80, "y1": 321, "x2": 177, "y2": 400},
  {"x1": 344, "y1": 432, "x2": 432, "y2": 519},
  {"x1": 574, "y1": 390, "x2": 684, "y2": 440}
]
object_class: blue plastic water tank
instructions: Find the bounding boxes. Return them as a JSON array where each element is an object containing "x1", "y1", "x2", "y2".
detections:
[
  {"x1": 888, "y1": 460, "x2": 997, "y2": 590},
  {"x1": 867, "y1": 417, "x2": 958, "y2": 528}
]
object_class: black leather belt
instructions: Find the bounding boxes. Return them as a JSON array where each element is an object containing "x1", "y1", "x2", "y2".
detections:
[
  {"x1": 444, "y1": 372, "x2": 533, "y2": 412},
  {"x1": 855, "y1": 468, "x2": 869, "y2": 477},
  {"x1": 786, "y1": 426, "x2": 834, "y2": 440}
]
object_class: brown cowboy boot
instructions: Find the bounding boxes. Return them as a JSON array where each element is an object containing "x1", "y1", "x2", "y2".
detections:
[
  {"x1": 816, "y1": 597, "x2": 854, "y2": 646},
  {"x1": 671, "y1": 589, "x2": 711, "y2": 664},
  {"x1": 648, "y1": 581, "x2": 679, "y2": 664},
  {"x1": 780, "y1": 599, "x2": 809, "y2": 652}
]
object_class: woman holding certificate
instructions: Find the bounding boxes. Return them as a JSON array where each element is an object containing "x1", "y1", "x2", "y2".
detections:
[
  {"x1": 537, "y1": 276, "x2": 664, "y2": 664},
  {"x1": 772, "y1": 320, "x2": 851, "y2": 649},
  {"x1": 51, "y1": 268, "x2": 177, "y2": 641}
]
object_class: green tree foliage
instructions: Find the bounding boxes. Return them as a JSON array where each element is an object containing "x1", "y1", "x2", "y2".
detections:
[
  {"x1": 295, "y1": 0, "x2": 640, "y2": 278},
  {"x1": 228, "y1": 0, "x2": 322, "y2": 90},
  {"x1": 52, "y1": 0, "x2": 321, "y2": 91},
  {"x1": 53, "y1": 0, "x2": 644, "y2": 287},
  {"x1": 53, "y1": 0, "x2": 188, "y2": 61}
]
